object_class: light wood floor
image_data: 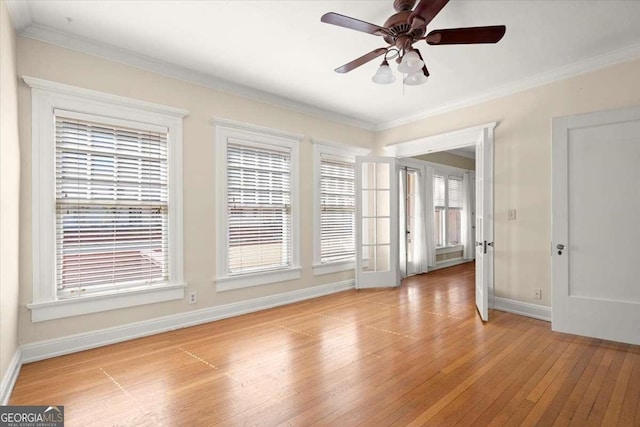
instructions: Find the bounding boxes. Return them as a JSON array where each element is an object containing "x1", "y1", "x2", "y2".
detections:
[{"x1": 10, "y1": 263, "x2": 640, "y2": 426}]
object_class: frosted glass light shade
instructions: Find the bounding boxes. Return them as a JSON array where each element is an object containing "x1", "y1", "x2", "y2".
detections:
[
  {"x1": 404, "y1": 71, "x2": 427, "y2": 86},
  {"x1": 372, "y1": 64, "x2": 396, "y2": 84},
  {"x1": 398, "y1": 50, "x2": 424, "y2": 74}
]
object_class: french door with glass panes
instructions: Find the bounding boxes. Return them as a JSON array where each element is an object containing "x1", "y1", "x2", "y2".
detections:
[{"x1": 355, "y1": 157, "x2": 399, "y2": 288}]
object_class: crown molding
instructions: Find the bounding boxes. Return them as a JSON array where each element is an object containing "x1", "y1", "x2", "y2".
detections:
[
  {"x1": 19, "y1": 23, "x2": 377, "y2": 131},
  {"x1": 5, "y1": 0, "x2": 32, "y2": 31},
  {"x1": 16, "y1": 20, "x2": 640, "y2": 134},
  {"x1": 375, "y1": 42, "x2": 640, "y2": 131}
]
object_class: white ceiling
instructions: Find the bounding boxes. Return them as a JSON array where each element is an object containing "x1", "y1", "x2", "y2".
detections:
[{"x1": 10, "y1": 1, "x2": 640, "y2": 130}]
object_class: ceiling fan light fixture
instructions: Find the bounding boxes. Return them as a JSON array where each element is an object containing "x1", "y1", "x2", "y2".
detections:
[
  {"x1": 322, "y1": 1, "x2": 507, "y2": 87},
  {"x1": 372, "y1": 60, "x2": 396, "y2": 84},
  {"x1": 403, "y1": 71, "x2": 427, "y2": 86},
  {"x1": 398, "y1": 50, "x2": 424, "y2": 74}
]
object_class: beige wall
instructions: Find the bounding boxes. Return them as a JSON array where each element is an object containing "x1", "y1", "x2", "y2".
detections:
[
  {"x1": 376, "y1": 58, "x2": 640, "y2": 307},
  {"x1": 13, "y1": 30, "x2": 640, "y2": 345},
  {"x1": 1, "y1": 0, "x2": 21, "y2": 377},
  {"x1": 16, "y1": 37, "x2": 374, "y2": 344},
  {"x1": 414, "y1": 151, "x2": 475, "y2": 170}
]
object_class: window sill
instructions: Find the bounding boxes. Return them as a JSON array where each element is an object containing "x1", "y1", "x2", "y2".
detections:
[
  {"x1": 312, "y1": 260, "x2": 355, "y2": 276},
  {"x1": 215, "y1": 267, "x2": 302, "y2": 292},
  {"x1": 436, "y1": 245, "x2": 464, "y2": 255},
  {"x1": 27, "y1": 282, "x2": 187, "y2": 323}
]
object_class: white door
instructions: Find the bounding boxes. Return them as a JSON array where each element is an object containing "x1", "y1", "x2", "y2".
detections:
[
  {"x1": 356, "y1": 156, "x2": 400, "y2": 288},
  {"x1": 475, "y1": 129, "x2": 494, "y2": 321},
  {"x1": 552, "y1": 106, "x2": 640, "y2": 345}
]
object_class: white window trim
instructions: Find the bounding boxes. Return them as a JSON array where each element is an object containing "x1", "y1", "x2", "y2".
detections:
[
  {"x1": 311, "y1": 139, "x2": 370, "y2": 276},
  {"x1": 213, "y1": 118, "x2": 303, "y2": 290},
  {"x1": 24, "y1": 76, "x2": 188, "y2": 322}
]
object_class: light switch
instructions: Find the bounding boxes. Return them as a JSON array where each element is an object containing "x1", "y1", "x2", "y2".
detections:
[{"x1": 508, "y1": 209, "x2": 517, "y2": 220}]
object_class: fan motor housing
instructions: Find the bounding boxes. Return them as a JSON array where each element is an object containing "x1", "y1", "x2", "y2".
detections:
[{"x1": 383, "y1": 11, "x2": 425, "y2": 45}]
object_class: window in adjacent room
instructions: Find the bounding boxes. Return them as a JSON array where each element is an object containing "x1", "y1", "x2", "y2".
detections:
[
  {"x1": 433, "y1": 173, "x2": 464, "y2": 248},
  {"x1": 447, "y1": 176, "x2": 463, "y2": 245}
]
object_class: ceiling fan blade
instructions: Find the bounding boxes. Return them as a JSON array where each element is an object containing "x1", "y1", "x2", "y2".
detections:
[
  {"x1": 408, "y1": 0, "x2": 449, "y2": 27},
  {"x1": 335, "y1": 47, "x2": 388, "y2": 74},
  {"x1": 321, "y1": 12, "x2": 390, "y2": 36},
  {"x1": 426, "y1": 25, "x2": 506, "y2": 45},
  {"x1": 415, "y1": 49, "x2": 430, "y2": 77}
]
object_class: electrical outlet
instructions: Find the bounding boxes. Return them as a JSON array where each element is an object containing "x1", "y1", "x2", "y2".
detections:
[
  {"x1": 533, "y1": 289, "x2": 541, "y2": 300},
  {"x1": 188, "y1": 291, "x2": 197, "y2": 305},
  {"x1": 508, "y1": 209, "x2": 517, "y2": 221}
]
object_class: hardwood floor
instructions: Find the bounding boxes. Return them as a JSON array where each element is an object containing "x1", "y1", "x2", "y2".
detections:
[{"x1": 10, "y1": 263, "x2": 640, "y2": 426}]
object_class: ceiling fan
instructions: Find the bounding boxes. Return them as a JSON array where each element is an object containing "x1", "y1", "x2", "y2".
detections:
[{"x1": 321, "y1": 0, "x2": 506, "y2": 85}]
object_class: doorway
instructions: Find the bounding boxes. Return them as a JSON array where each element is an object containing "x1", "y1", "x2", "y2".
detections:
[{"x1": 381, "y1": 122, "x2": 496, "y2": 320}]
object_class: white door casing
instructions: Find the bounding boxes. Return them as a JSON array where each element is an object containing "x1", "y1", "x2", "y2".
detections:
[
  {"x1": 356, "y1": 156, "x2": 400, "y2": 288},
  {"x1": 552, "y1": 106, "x2": 640, "y2": 345}
]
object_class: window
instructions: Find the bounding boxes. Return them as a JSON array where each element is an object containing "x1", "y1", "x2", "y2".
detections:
[
  {"x1": 227, "y1": 142, "x2": 291, "y2": 274},
  {"x1": 448, "y1": 176, "x2": 463, "y2": 245},
  {"x1": 434, "y1": 175, "x2": 446, "y2": 247},
  {"x1": 55, "y1": 112, "x2": 169, "y2": 297},
  {"x1": 320, "y1": 155, "x2": 355, "y2": 263},
  {"x1": 433, "y1": 173, "x2": 463, "y2": 247},
  {"x1": 312, "y1": 140, "x2": 369, "y2": 275},
  {"x1": 215, "y1": 119, "x2": 301, "y2": 290},
  {"x1": 26, "y1": 77, "x2": 187, "y2": 322}
]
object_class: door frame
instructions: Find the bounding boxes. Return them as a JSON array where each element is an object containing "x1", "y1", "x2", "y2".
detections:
[{"x1": 384, "y1": 122, "x2": 497, "y2": 310}]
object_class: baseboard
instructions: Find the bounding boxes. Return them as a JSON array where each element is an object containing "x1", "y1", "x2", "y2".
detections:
[
  {"x1": 21, "y1": 279, "x2": 354, "y2": 363},
  {"x1": 493, "y1": 297, "x2": 552, "y2": 322},
  {"x1": 429, "y1": 258, "x2": 473, "y2": 271},
  {"x1": 0, "y1": 348, "x2": 22, "y2": 405}
]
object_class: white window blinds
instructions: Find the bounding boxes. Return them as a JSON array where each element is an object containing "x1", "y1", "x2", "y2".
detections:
[
  {"x1": 227, "y1": 142, "x2": 292, "y2": 274},
  {"x1": 448, "y1": 176, "x2": 463, "y2": 209},
  {"x1": 55, "y1": 112, "x2": 169, "y2": 297},
  {"x1": 320, "y1": 156, "x2": 355, "y2": 263},
  {"x1": 434, "y1": 175, "x2": 445, "y2": 207}
]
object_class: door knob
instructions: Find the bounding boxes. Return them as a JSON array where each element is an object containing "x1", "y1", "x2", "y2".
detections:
[{"x1": 556, "y1": 244, "x2": 565, "y2": 255}]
